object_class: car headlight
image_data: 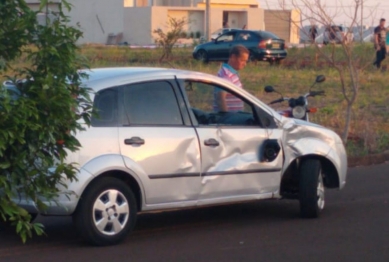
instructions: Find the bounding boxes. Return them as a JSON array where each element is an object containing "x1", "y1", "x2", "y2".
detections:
[{"x1": 292, "y1": 106, "x2": 306, "y2": 119}]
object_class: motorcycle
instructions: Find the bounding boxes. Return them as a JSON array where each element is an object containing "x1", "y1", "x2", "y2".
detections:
[{"x1": 264, "y1": 75, "x2": 326, "y2": 121}]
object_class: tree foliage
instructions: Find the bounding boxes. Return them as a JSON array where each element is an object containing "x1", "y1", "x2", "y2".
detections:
[
  {"x1": 153, "y1": 16, "x2": 188, "y2": 62},
  {"x1": 0, "y1": 0, "x2": 92, "y2": 242}
]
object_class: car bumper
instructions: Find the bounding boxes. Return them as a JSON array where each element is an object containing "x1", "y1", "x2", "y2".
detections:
[
  {"x1": 12, "y1": 167, "x2": 95, "y2": 216},
  {"x1": 255, "y1": 50, "x2": 287, "y2": 61}
]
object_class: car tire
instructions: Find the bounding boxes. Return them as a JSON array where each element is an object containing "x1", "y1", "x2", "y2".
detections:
[
  {"x1": 299, "y1": 159, "x2": 325, "y2": 218},
  {"x1": 196, "y1": 49, "x2": 209, "y2": 63},
  {"x1": 73, "y1": 177, "x2": 137, "y2": 246},
  {"x1": 248, "y1": 52, "x2": 256, "y2": 62},
  {"x1": 269, "y1": 59, "x2": 281, "y2": 66}
]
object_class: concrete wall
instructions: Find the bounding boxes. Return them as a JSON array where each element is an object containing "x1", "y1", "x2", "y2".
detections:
[
  {"x1": 264, "y1": 10, "x2": 290, "y2": 42},
  {"x1": 65, "y1": 0, "x2": 124, "y2": 44},
  {"x1": 247, "y1": 8, "x2": 264, "y2": 30},
  {"x1": 264, "y1": 9, "x2": 299, "y2": 44},
  {"x1": 290, "y1": 9, "x2": 301, "y2": 44},
  {"x1": 188, "y1": 11, "x2": 204, "y2": 35},
  {"x1": 124, "y1": 7, "x2": 153, "y2": 45}
]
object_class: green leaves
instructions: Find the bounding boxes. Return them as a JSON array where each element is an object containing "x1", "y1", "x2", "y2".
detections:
[{"x1": 0, "y1": 0, "x2": 92, "y2": 243}]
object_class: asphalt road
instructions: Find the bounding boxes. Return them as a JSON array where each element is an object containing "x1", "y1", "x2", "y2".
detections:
[{"x1": 1, "y1": 163, "x2": 388, "y2": 262}]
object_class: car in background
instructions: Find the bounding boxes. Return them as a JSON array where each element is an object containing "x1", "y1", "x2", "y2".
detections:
[
  {"x1": 323, "y1": 25, "x2": 354, "y2": 45},
  {"x1": 9, "y1": 67, "x2": 347, "y2": 246},
  {"x1": 210, "y1": 28, "x2": 240, "y2": 40},
  {"x1": 193, "y1": 30, "x2": 287, "y2": 64}
]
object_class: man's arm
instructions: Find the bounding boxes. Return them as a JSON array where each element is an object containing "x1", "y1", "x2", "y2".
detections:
[
  {"x1": 216, "y1": 91, "x2": 228, "y2": 112},
  {"x1": 374, "y1": 28, "x2": 380, "y2": 50}
]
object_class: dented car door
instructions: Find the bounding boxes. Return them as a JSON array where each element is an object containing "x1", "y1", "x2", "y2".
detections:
[{"x1": 179, "y1": 79, "x2": 284, "y2": 201}]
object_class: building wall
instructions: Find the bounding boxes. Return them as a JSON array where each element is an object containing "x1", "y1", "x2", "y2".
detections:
[
  {"x1": 124, "y1": 7, "x2": 153, "y2": 45},
  {"x1": 64, "y1": 0, "x2": 124, "y2": 44},
  {"x1": 188, "y1": 11, "x2": 204, "y2": 34},
  {"x1": 290, "y1": 9, "x2": 301, "y2": 44},
  {"x1": 246, "y1": 8, "x2": 264, "y2": 30},
  {"x1": 122, "y1": 6, "x2": 266, "y2": 45},
  {"x1": 264, "y1": 9, "x2": 299, "y2": 44}
]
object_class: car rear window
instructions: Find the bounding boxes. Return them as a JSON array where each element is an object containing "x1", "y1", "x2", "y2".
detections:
[{"x1": 257, "y1": 31, "x2": 280, "y2": 39}]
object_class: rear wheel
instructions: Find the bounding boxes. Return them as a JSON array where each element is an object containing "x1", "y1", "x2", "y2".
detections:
[
  {"x1": 299, "y1": 159, "x2": 325, "y2": 218},
  {"x1": 73, "y1": 177, "x2": 137, "y2": 246},
  {"x1": 269, "y1": 59, "x2": 281, "y2": 66},
  {"x1": 196, "y1": 49, "x2": 209, "y2": 63}
]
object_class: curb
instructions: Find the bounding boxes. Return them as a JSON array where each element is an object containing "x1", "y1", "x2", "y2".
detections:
[{"x1": 348, "y1": 150, "x2": 389, "y2": 167}]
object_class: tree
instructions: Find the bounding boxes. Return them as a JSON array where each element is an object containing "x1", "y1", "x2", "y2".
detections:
[
  {"x1": 267, "y1": 0, "x2": 375, "y2": 143},
  {"x1": 153, "y1": 16, "x2": 188, "y2": 62},
  {"x1": 0, "y1": 0, "x2": 92, "y2": 242}
]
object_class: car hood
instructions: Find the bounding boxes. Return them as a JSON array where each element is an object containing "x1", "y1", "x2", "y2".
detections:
[{"x1": 280, "y1": 117, "x2": 343, "y2": 152}]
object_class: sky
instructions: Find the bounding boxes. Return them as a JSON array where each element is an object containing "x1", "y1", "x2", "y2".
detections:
[{"x1": 257, "y1": 0, "x2": 389, "y2": 26}]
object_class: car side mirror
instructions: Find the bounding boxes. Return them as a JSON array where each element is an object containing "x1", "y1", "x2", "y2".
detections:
[
  {"x1": 264, "y1": 86, "x2": 275, "y2": 93},
  {"x1": 315, "y1": 75, "x2": 326, "y2": 83}
]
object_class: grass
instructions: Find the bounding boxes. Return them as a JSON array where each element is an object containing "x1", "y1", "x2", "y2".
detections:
[{"x1": 3, "y1": 43, "x2": 389, "y2": 157}]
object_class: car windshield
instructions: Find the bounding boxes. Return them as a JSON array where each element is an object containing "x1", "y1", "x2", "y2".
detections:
[{"x1": 257, "y1": 31, "x2": 280, "y2": 39}]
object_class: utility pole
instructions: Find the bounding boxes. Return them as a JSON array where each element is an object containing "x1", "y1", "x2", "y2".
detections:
[
  {"x1": 360, "y1": 0, "x2": 363, "y2": 42},
  {"x1": 205, "y1": 0, "x2": 210, "y2": 41}
]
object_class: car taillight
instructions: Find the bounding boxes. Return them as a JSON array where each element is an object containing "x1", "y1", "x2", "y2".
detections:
[{"x1": 258, "y1": 40, "x2": 267, "y2": 49}]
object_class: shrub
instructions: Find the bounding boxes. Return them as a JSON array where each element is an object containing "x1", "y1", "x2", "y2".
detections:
[{"x1": 0, "y1": 0, "x2": 92, "y2": 242}]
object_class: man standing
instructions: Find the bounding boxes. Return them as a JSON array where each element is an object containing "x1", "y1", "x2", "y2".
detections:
[
  {"x1": 309, "y1": 25, "x2": 318, "y2": 43},
  {"x1": 214, "y1": 45, "x2": 249, "y2": 112},
  {"x1": 373, "y1": 18, "x2": 387, "y2": 69}
]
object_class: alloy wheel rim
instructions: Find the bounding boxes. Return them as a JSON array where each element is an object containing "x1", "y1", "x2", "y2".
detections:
[
  {"x1": 92, "y1": 189, "x2": 130, "y2": 236},
  {"x1": 198, "y1": 51, "x2": 206, "y2": 61},
  {"x1": 317, "y1": 172, "x2": 325, "y2": 210}
]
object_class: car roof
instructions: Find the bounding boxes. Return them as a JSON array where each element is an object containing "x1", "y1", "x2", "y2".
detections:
[
  {"x1": 80, "y1": 67, "x2": 223, "y2": 92},
  {"x1": 82, "y1": 67, "x2": 280, "y2": 121}
]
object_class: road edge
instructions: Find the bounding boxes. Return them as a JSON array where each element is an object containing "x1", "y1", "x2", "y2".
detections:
[{"x1": 348, "y1": 150, "x2": 389, "y2": 167}]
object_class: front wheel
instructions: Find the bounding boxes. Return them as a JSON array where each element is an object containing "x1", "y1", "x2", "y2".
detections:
[
  {"x1": 73, "y1": 177, "x2": 137, "y2": 246},
  {"x1": 196, "y1": 49, "x2": 209, "y2": 63},
  {"x1": 299, "y1": 159, "x2": 325, "y2": 218}
]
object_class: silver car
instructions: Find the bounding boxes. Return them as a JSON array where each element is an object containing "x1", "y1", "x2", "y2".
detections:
[{"x1": 15, "y1": 67, "x2": 347, "y2": 246}]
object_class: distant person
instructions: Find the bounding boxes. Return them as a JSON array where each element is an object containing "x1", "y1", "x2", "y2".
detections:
[
  {"x1": 386, "y1": 27, "x2": 389, "y2": 54},
  {"x1": 373, "y1": 18, "x2": 386, "y2": 69},
  {"x1": 309, "y1": 25, "x2": 318, "y2": 43},
  {"x1": 214, "y1": 45, "x2": 249, "y2": 112},
  {"x1": 223, "y1": 21, "x2": 229, "y2": 29}
]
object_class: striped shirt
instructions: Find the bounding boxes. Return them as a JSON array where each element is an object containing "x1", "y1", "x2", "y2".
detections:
[{"x1": 214, "y1": 63, "x2": 244, "y2": 112}]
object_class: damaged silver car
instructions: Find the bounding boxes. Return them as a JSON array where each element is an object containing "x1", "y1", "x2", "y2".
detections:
[{"x1": 14, "y1": 67, "x2": 347, "y2": 246}]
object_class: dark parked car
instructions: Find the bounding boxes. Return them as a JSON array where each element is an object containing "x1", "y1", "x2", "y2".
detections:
[{"x1": 193, "y1": 30, "x2": 287, "y2": 64}]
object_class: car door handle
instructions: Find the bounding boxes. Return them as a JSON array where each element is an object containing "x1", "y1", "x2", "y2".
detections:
[
  {"x1": 204, "y1": 138, "x2": 219, "y2": 147},
  {"x1": 124, "y1": 137, "x2": 145, "y2": 145}
]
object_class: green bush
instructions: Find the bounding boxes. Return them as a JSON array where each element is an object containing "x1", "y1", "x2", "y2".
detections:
[{"x1": 0, "y1": 0, "x2": 92, "y2": 242}]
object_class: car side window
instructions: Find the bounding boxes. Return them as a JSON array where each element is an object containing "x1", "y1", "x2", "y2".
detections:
[
  {"x1": 184, "y1": 80, "x2": 259, "y2": 127},
  {"x1": 122, "y1": 81, "x2": 183, "y2": 126},
  {"x1": 91, "y1": 87, "x2": 118, "y2": 127},
  {"x1": 236, "y1": 32, "x2": 256, "y2": 41},
  {"x1": 217, "y1": 32, "x2": 235, "y2": 42}
]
